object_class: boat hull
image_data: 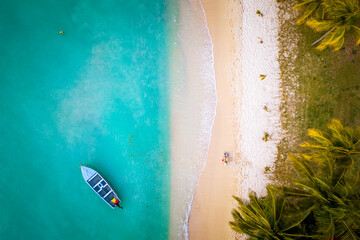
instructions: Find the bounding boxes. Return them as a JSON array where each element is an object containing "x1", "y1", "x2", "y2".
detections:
[{"x1": 81, "y1": 166, "x2": 121, "y2": 209}]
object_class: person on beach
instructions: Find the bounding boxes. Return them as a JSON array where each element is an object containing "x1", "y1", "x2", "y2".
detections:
[{"x1": 222, "y1": 152, "x2": 229, "y2": 166}]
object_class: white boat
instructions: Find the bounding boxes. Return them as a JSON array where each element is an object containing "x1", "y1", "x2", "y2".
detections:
[{"x1": 80, "y1": 166, "x2": 122, "y2": 209}]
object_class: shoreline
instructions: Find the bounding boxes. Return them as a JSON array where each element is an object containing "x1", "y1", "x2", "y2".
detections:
[
  {"x1": 188, "y1": 0, "x2": 281, "y2": 239},
  {"x1": 188, "y1": 0, "x2": 242, "y2": 239},
  {"x1": 169, "y1": 0, "x2": 218, "y2": 239}
]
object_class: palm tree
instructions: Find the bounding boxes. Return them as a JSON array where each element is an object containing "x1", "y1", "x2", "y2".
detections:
[
  {"x1": 285, "y1": 119, "x2": 360, "y2": 239},
  {"x1": 230, "y1": 120, "x2": 360, "y2": 239},
  {"x1": 229, "y1": 185, "x2": 315, "y2": 239},
  {"x1": 286, "y1": 154, "x2": 360, "y2": 239},
  {"x1": 300, "y1": 119, "x2": 360, "y2": 156},
  {"x1": 307, "y1": 0, "x2": 360, "y2": 50},
  {"x1": 294, "y1": 0, "x2": 360, "y2": 51}
]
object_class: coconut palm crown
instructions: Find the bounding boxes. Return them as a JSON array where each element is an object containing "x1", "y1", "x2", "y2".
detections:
[
  {"x1": 294, "y1": 0, "x2": 360, "y2": 51},
  {"x1": 229, "y1": 186, "x2": 315, "y2": 239},
  {"x1": 285, "y1": 119, "x2": 360, "y2": 239}
]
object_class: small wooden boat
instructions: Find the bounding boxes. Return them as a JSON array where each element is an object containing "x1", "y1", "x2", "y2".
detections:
[{"x1": 80, "y1": 166, "x2": 122, "y2": 209}]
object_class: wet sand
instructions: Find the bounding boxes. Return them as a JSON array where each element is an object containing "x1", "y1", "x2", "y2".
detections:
[{"x1": 188, "y1": 0, "x2": 242, "y2": 239}]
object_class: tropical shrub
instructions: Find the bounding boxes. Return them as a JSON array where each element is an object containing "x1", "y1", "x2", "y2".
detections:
[{"x1": 230, "y1": 120, "x2": 360, "y2": 239}]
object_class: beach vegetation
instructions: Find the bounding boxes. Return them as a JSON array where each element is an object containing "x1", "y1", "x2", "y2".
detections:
[
  {"x1": 277, "y1": 0, "x2": 360, "y2": 186},
  {"x1": 256, "y1": 10, "x2": 264, "y2": 17},
  {"x1": 254, "y1": 1, "x2": 360, "y2": 238},
  {"x1": 293, "y1": 0, "x2": 360, "y2": 51},
  {"x1": 293, "y1": 0, "x2": 324, "y2": 25},
  {"x1": 260, "y1": 74, "x2": 267, "y2": 80},
  {"x1": 263, "y1": 132, "x2": 271, "y2": 142},
  {"x1": 230, "y1": 186, "x2": 315, "y2": 239},
  {"x1": 284, "y1": 119, "x2": 360, "y2": 239},
  {"x1": 230, "y1": 120, "x2": 360, "y2": 239}
]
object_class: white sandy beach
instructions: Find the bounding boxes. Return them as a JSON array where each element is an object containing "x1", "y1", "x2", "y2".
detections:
[
  {"x1": 188, "y1": 0, "x2": 281, "y2": 239},
  {"x1": 238, "y1": 0, "x2": 281, "y2": 199}
]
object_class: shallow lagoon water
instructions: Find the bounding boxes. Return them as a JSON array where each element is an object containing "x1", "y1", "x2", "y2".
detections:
[{"x1": 0, "y1": 0, "x2": 171, "y2": 239}]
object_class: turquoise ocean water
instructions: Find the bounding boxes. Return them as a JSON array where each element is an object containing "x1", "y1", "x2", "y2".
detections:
[{"x1": 0, "y1": 0, "x2": 174, "y2": 239}]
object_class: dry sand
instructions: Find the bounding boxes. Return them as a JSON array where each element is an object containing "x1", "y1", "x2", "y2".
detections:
[
  {"x1": 188, "y1": 0, "x2": 242, "y2": 239},
  {"x1": 238, "y1": 0, "x2": 281, "y2": 199}
]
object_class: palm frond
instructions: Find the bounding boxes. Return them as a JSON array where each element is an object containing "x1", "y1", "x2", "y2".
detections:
[
  {"x1": 306, "y1": 18, "x2": 335, "y2": 31},
  {"x1": 341, "y1": 220, "x2": 358, "y2": 240},
  {"x1": 330, "y1": 28, "x2": 345, "y2": 51},
  {"x1": 351, "y1": 25, "x2": 360, "y2": 45},
  {"x1": 294, "y1": 0, "x2": 324, "y2": 24},
  {"x1": 316, "y1": 29, "x2": 340, "y2": 50},
  {"x1": 281, "y1": 205, "x2": 315, "y2": 231},
  {"x1": 289, "y1": 154, "x2": 316, "y2": 181},
  {"x1": 327, "y1": 119, "x2": 353, "y2": 148},
  {"x1": 297, "y1": 3, "x2": 323, "y2": 24}
]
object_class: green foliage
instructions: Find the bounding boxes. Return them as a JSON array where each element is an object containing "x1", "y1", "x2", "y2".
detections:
[
  {"x1": 265, "y1": 166, "x2": 272, "y2": 173},
  {"x1": 263, "y1": 132, "x2": 271, "y2": 142},
  {"x1": 231, "y1": 120, "x2": 360, "y2": 239},
  {"x1": 229, "y1": 186, "x2": 315, "y2": 239},
  {"x1": 294, "y1": 0, "x2": 360, "y2": 51},
  {"x1": 301, "y1": 119, "x2": 360, "y2": 155},
  {"x1": 276, "y1": 0, "x2": 360, "y2": 191},
  {"x1": 293, "y1": 0, "x2": 324, "y2": 24},
  {"x1": 256, "y1": 10, "x2": 264, "y2": 17},
  {"x1": 287, "y1": 119, "x2": 360, "y2": 239}
]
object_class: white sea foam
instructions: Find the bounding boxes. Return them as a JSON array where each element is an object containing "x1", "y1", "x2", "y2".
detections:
[{"x1": 169, "y1": 0, "x2": 217, "y2": 239}]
